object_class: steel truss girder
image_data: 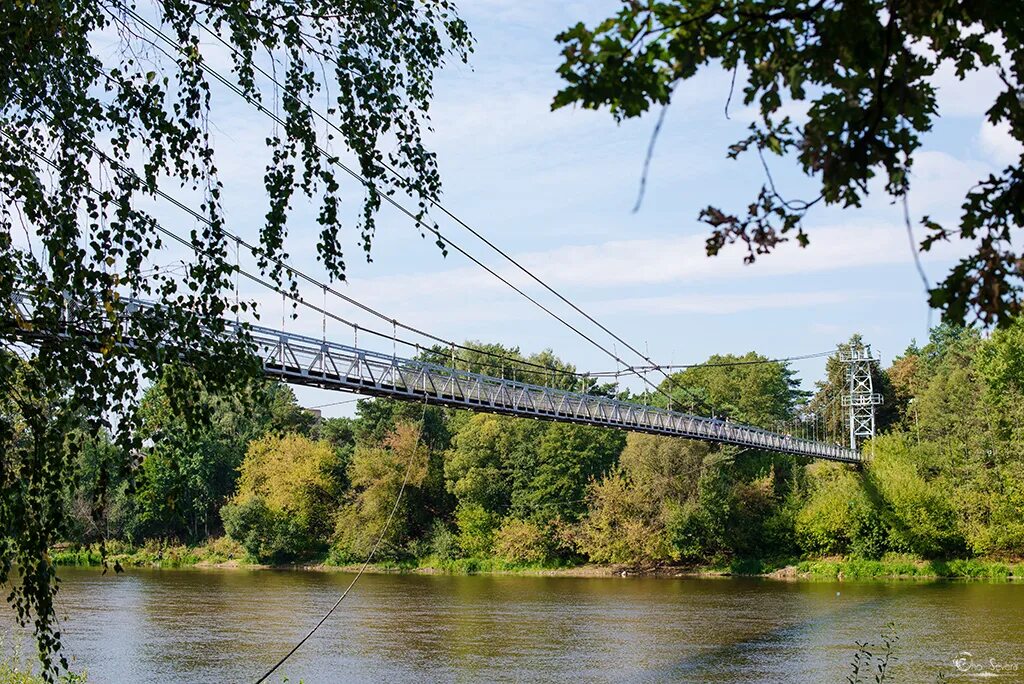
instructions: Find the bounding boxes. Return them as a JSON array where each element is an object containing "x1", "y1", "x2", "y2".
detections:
[
  {"x1": 250, "y1": 325, "x2": 860, "y2": 464},
  {"x1": 8, "y1": 291, "x2": 861, "y2": 464}
]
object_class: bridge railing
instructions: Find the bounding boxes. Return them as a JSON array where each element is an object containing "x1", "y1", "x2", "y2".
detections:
[
  {"x1": 8, "y1": 290, "x2": 860, "y2": 463},
  {"x1": 251, "y1": 323, "x2": 860, "y2": 464}
]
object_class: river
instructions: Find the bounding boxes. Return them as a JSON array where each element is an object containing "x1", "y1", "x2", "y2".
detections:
[{"x1": 4, "y1": 568, "x2": 1023, "y2": 682}]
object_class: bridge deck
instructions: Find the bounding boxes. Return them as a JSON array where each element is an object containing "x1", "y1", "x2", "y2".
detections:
[
  {"x1": 254, "y1": 324, "x2": 860, "y2": 464},
  {"x1": 9, "y1": 291, "x2": 860, "y2": 463}
]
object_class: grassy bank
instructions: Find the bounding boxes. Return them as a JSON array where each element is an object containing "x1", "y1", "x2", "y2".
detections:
[
  {"x1": 792, "y1": 555, "x2": 1024, "y2": 580},
  {"x1": 0, "y1": 662, "x2": 86, "y2": 684},
  {"x1": 51, "y1": 537, "x2": 248, "y2": 569},
  {"x1": 50, "y1": 540, "x2": 1024, "y2": 581}
]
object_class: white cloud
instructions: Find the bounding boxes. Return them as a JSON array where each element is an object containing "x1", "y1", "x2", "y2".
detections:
[
  {"x1": 912, "y1": 28, "x2": 1007, "y2": 119},
  {"x1": 978, "y1": 119, "x2": 1023, "y2": 167},
  {"x1": 931, "y1": 60, "x2": 1004, "y2": 119},
  {"x1": 595, "y1": 289, "x2": 865, "y2": 316},
  {"x1": 513, "y1": 220, "x2": 962, "y2": 288},
  {"x1": 329, "y1": 220, "x2": 966, "y2": 330},
  {"x1": 901, "y1": 150, "x2": 991, "y2": 223}
]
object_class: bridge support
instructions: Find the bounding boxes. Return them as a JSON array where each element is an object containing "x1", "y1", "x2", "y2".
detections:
[{"x1": 841, "y1": 344, "x2": 883, "y2": 454}]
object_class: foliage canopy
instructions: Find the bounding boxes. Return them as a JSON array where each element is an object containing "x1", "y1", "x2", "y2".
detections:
[
  {"x1": 554, "y1": 0, "x2": 1023, "y2": 326},
  {"x1": 1, "y1": 0, "x2": 468, "y2": 674}
]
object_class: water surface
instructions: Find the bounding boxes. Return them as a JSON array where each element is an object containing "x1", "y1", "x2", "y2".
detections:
[{"x1": 5, "y1": 568, "x2": 1023, "y2": 682}]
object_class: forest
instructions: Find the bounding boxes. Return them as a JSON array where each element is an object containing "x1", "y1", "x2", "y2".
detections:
[{"x1": 49, "y1": 320, "x2": 1024, "y2": 574}]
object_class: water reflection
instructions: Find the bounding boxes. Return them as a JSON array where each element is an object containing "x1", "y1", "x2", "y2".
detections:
[{"x1": 4, "y1": 568, "x2": 1023, "y2": 682}]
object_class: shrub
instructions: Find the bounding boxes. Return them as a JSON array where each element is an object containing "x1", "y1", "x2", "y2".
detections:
[
  {"x1": 222, "y1": 433, "x2": 339, "y2": 562},
  {"x1": 455, "y1": 503, "x2": 498, "y2": 557},
  {"x1": 794, "y1": 465, "x2": 860, "y2": 556},
  {"x1": 574, "y1": 470, "x2": 669, "y2": 565},
  {"x1": 664, "y1": 499, "x2": 713, "y2": 562},
  {"x1": 329, "y1": 423, "x2": 430, "y2": 563},
  {"x1": 868, "y1": 435, "x2": 964, "y2": 557},
  {"x1": 493, "y1": 518, "x2": 549, "y2": 565},
  {"x1": 221, "y1": 496, "x2": 301, "y2": 563},
  {"x1": 427, "y1": 520, "x2": 461, "y2": 561}
]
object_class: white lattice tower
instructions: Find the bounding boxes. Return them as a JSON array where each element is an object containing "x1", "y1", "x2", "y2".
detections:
[{"x1": 840, "y1": 344, "x2": 883, "y2": 451}]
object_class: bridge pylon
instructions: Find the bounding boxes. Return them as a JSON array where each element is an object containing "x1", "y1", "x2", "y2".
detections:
[{"x1": 840, "y1": 344, "x2": 883, "y2": 453}]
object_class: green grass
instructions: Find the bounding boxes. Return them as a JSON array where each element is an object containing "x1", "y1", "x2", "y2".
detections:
[
  {"x1": 677, "y1": 554, "x2": 1024, "y2": 581},
  {"x1": 794, "y1": 554, "x2": 1024, "y2": 580},
  {"x1": 50, "y1": 540, "x2": 1024, "y2": 582},
  {"x1": 0, "y1": 636, "x2": 87, "y2": 684},
  {"x1": 325, "y1": 554, "x2": 575, "y2": 575},
  {"x1": 0, "y1": 664, "x2": 86, "y2": 684},
  {"x1": 418, "y1": 556, "x2": 573, "y2": 574},
  {"x1": 51, "y1": 537, "x2": 247, "y2": 569}
]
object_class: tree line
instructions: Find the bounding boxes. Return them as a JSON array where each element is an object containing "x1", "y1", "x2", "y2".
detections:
[{"x1": 50, "y1": 321, "x2": 1024, "y2": 568}]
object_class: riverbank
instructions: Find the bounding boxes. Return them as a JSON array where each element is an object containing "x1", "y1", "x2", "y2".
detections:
[{"x1": 50, "y1": 540, "x2": 1024, "y2": 581}]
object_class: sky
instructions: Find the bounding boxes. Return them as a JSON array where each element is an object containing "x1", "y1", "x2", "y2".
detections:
[{"x1": 94, "y1": 2, "x2": 1024, "y2": 416}]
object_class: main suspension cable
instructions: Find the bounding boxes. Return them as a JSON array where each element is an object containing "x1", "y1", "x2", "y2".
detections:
[{"x1": 109, "y1": 5, "x2": 713, "y2": 414}]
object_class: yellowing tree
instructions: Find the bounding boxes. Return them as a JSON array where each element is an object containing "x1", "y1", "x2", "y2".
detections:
[
  {"x1": 222, "y1": 434, "x2": 338, "y2": 563},
  {"x1": 332, "y1": 422, "x2": 430, "y2": 562},
  {"x1": 236, "y1": 434, "x2": 335, "y2": 514},
  {"x1": 575, "y1": 469, "x2": 672, "y2": 565}
]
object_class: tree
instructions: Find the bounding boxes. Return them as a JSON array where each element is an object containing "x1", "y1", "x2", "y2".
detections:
[
  {"x1": 525, "y1": 423, "x2": 626, "y2": 523},
  {"x1": 442, "y1": 414, "x2": 549, "y2": 557},
  {"x1": 554, "y1": 1, "x2": 1023, "y2": 326},
  {"x1": 421, "y1": 341, "x2": 585, "y2": 391},
  {"x1": 618, "y1": 432, "x2": 709, "y2": 504},
  {"x1": 331, "y1": 422, "x2": 429, "y2": 562},
  {"x1": 659, "y1": 352, "x2": 803, "y2": 427},
  {"x1": 2, "y1": 2, "x2": 468, "y2": 670},
  {"x1": 444, "y1": 413, "x2": 546, "y2": 517},
  {"x1": 221, "y1": 433, "x2": 339, "y2": 563},
  {"x1": 575, "y1": 468, "x2": 671, "y2": 564},
  {"x1": 795, "y1": 462, "x2": 875, "y2": 557},
  {"x1": 355, "y1": 398, "x2": 451, "y2": 536},
  {"x1": 867, "y1": 434, "x2": 964, "y2": 557},
  {"x1": 127, "y1": 375, "x2": 312, "y2": 542},
  {"x1": 64, "y1": 431, "x2": 131, "y2": 544},
  {"x1": 314, "y1": 417, "x2": 358, "y2": 491}
]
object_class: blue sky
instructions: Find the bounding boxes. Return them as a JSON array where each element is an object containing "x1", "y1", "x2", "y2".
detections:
[{"x1": 100, "y1": 2, "x2": 1022, "y2": 416}]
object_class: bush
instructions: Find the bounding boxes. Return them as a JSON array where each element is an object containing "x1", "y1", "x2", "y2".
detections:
[
  {"x1": 329, "y1": 423, "x2": 430, "y2": 563},
  {"x1": 221, "y1": 497, "x2": 303, "y2": 563},
  {"x1": 868, "y1": 435, "x2": 964, "y2": 557},
  {"x1": 222, "y1": 433, "x2": 339, "y2": 562},
  {"x1": 794, "y1": 464, "x2": 861, "y2": 556},
  {"x1": 455, "y1": 503, "x2": 498, "y2": 557},
  {"x1": 664, "y1": 499, "x2": 713, "y2": 562},
  {"x1": 427, "y1": 520, "x2": 461, "y2": 561},
  {"x1": 493, "y1": 518, "x2": 549, "y2": 565},
  {"x1": 574, "y1": 470, "x2": 669, "y2": 565}
]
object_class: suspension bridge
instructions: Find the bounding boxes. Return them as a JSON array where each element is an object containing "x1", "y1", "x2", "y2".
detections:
[
  {"x1": 261, "y1": 324, "x2": 861, "y2": 463},
  {"x1": 4, "y1": 7, "x2": 879, "y2": 469},
  {"x1": 11, "y1": 291, "x2": 863, "y2": 464}
]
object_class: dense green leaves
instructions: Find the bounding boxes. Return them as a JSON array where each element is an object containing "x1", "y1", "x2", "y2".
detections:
[
  {"x1": 555, "y1": 0, "x2": 1024, "y2": 326},
  {"x1": 660, "y1": 352, "x2": 803, "y2": 426},
  {"x1": 331, "y1": 422, "x2": 430, "y2": 562},
  {"x1": 1, "y1": 1, "x2": 469, "y2": 672},
  {"x1": 222, "y1": 433, "x2": 339, "y2": 562}
]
